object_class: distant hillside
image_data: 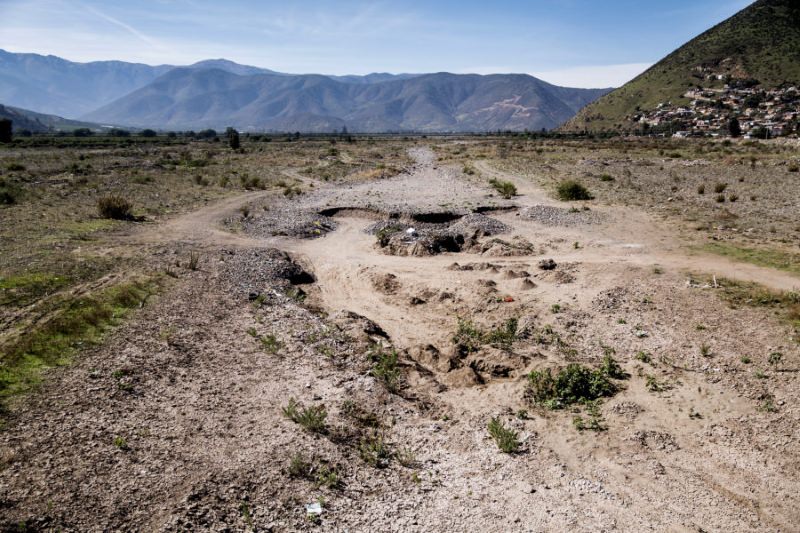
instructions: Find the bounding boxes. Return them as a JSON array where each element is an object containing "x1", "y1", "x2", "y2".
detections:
[
  {"x1": 563, "y1": 0, "x2": 800, "y2": 131},
  {"x1": 0, "y1": 50, "x2": 173, "y2": 118},
  {"x1": 0, "y1": 104, "x2": 48, "y2": 132},
  {"x1": 0, "y1": 50, "x2": 427, "y2": 120},
  {"x1": 0, "y1": 104, "x2": 103, "y2": 132},
  {"x1": 83, "y1": 69, "x2": 610, "y2": 132}
]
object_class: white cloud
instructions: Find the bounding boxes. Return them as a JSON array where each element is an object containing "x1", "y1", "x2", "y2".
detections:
[{"x1": 531, "y1": 63, "x2": 653, "y2": 88}]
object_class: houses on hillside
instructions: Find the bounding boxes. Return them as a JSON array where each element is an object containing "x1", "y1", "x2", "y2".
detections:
[{"x1": 634, "y1": 80, "x2": 799, "y2": 138}]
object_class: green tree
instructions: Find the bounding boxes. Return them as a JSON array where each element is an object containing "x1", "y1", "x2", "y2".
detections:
[
  {"x1": 140, "y1": 129, "x2": 157, "y2": 137},
  {"x1": 728, "y1": 117, "x2": 741, "y2": 138},
  {"x1": 226, "y1": 127, "x2": 240, "y2": 149},
  {"x1": 0, "y1": 119, "x2": 12, "y2": 143}
]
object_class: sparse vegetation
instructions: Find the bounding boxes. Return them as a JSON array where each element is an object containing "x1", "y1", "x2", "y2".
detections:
[
  {"x1": 368, "y1": 346, "x2": 402, "y2": 392},
  {"x1": 488, "y1": 178, "x2": 516, "y2": 198},
  {"x1": 0, "y1": 278, "x2": 158, "y2": 402},
  {"x1": 526, "y1": 358, "x2": 624, "y2": 409},
  {"x1": 453, "y1": 318, "x2": 518, "y2": 352},
  {"x1": 487, "y1": 417, "x2": 520, "y2": 453},
  {"x1": 572, "y1": 401, "x2": 606, "y2": 432},
  {"x1": 359, "y1": 431, "x2": 391, "y2": 468},
  {"x1": 97, "y1": 195, "x2": 133, "y2": 220},
  {"x1": 282, "y1": 398, "x2": 328, "y2": 433},
  {"x1": 556, "y1": 180, "x2": 592, "y2": 201}
]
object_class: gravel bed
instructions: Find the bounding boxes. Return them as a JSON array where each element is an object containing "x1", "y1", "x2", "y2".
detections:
[
  {"x1": 521, "y1": 205, "x2": 604, "y2": 227},
  {"x1": 216, "y1": 248, "x2": 315, "y2": 299},
  {"x1": 241, "y1": 207, "x2": 336, "y2": 239}
]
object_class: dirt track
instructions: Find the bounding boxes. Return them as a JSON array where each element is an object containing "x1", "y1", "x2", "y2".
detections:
[{"x1": 1, "y1": 146, "x2": 798, "y2": 531}]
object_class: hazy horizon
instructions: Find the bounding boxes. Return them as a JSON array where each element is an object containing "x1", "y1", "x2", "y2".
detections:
[{"x1": 0, "y1": 0, "x2": 752, "y2": 88}]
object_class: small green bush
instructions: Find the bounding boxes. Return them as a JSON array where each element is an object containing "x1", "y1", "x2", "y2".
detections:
[
  {"x1": 97, "y1": 195, "x2": 133, "y2": 220},
  {"x1": 0, "y1": 178, "x2": 20, "y2": 205},
  {"x1": 488, "y1": 418, "x2": 520, "y2": 453},
  {"x1": 488, "y1": 178, "x2": 517, "y2": 199},
  {"x1": 368, "y1": 347, "x2": 402, "y2": 392},
  {"x1": 453, "y1": 318, "x2": 518, "y2": 352},
  {"x1": 526, "y1": 359, "x2": 623, "y2": 409},
  {"x1": 572, "y1": 401, "x2": 606, "y2": 432},
  {"x1": 283, "y1": 398, "x2": 327, "y2": 433},
  {"x1": 359, "y1": 431, "x2": 391, "y2": 468},
  {"x1": 556, "y1": 180, "x2": 593, "y2": 201}
]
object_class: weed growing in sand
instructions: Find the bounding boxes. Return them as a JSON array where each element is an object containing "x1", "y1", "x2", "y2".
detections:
[
  {"x1": 239, "y1": 501, "x2": 254, "y2": 529},
  {"x1": 758, "y1": 395, "x2": 778, "y2": 413},
  {"x1": 487, "y1": 417, "x2": 520, "y2": 453},
  {"x1": 453, "y1": 320, "x2": 484, "y2": 353},
  {"x1": 113, "y1": 436, "x2": 129, "y2": 450},
  {"x1": 572, "y1": 400, "x2": 606, "y2": 432},
  {"x1": 259, "y1": 333, "x2": 282, "y2": 354},
  {"x1": 288, "y1": 453, "x2": 341, "y2": 489},
  {"x1": 316, "y1": 465, "x2": 341, "y2": 489},
  {"x1": 600, "y1": 353, "x2": 629, "y2": 379},
  {"x1": 740, "y1": 355, "x2": 752, "y2": 364},
  {"x1": 359, "y1": 431, "x2": 391, "y2": 468},
  {"x1": 485, "y1": 318, "x2": 518, "y2": 349},
  {"x1": 768, "y1": 352, "x2": 783, "y2": 368},
  {"x1": 368, "y1": 346, "x2": 402, "y2": 392},
  {"x1": 341, "y1": 400, "x2": 381, "y2": 428},
  {"x1": 699, "y1": 343, "x2": 712, "y2": 357},
  {"x1": 526, "y1": 358, "x2": 625, "y2": 409},
  {"x1": 635, "y1": 351, "x2": 653, "y2": 365},
  {"x1": 396, "y1": 448, "x2": 418, "y2": 468},
  {"x1": 556, "y1": 180, "x2": 593, "y2": 201},
  {"x1": 283, "y1": 398, "x2": 328, "y2": 433},
  {"x1": 488, "y1": 178, "x2": 517, "y2": 199},
  {"x1": 288, "y1": 453, "x2": 312, "y2": 478},
  {"x1": 645, "y1": 374, "x2": 671, "y2": 392},
  {"x1": 453, "y1": 318, "x2": 518, "y2": 352},
  {"x1": 187, "y1": 251, "x2": 201, "y2": 271}
]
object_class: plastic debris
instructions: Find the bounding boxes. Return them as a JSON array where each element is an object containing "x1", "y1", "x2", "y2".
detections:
[{"x1": 306, "y1": 502, "x2": 323, "y2": 515}]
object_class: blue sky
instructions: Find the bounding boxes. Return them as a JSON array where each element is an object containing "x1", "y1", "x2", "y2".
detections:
[{"x1": 0, "y1": 0, "x2": 753, "y2": 87}]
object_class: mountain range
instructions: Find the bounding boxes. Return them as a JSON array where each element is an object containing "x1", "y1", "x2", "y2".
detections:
[
  {"x1": 0, "y1": 49, "x2": 610, "y2": 133},
  {"x1": 563, "y1": 0, "x2": 800, "y2": 132}
]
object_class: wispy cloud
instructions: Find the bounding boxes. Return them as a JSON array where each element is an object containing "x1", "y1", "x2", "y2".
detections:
[{"x1": 81, "y1": 2, "x2": 167, "y2": 51}]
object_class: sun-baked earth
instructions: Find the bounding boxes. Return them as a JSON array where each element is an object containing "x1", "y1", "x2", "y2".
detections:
[{"x1": 0, "y1": 135, "x2": 798, "y2": 532}]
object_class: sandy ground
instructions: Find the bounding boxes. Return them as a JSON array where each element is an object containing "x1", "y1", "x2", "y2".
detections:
[{"x1": 1, "y1": 146, "x2": 798, "y2": 531}]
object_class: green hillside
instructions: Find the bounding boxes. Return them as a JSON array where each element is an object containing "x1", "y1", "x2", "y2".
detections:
[{"x1": 563, "y1": 0, "x2": 800, "y2": 132}]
